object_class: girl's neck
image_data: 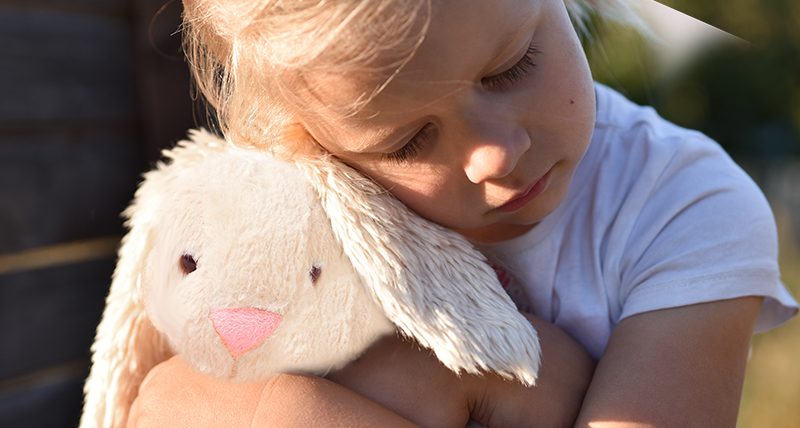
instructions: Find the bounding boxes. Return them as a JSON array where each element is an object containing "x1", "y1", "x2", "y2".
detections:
[{"x1": 456, "y1": 222, "x2": 538, "y2": 245}]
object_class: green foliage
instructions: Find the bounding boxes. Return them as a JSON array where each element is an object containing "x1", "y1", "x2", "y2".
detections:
[{"x1": 585, "y1": 0, "x2": 800, "y2": 160}]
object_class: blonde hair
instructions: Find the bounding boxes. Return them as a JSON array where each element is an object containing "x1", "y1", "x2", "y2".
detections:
[{"x1": 181, "y1": 0, "x2": 646, "y2": 151}]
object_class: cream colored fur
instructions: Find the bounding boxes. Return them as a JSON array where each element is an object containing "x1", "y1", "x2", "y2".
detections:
[
  {"x1": 301, "y1": 160, "x2": 542, "y2": 384},
  {"x1": 80, "y1": 129, "x2": 540, "y2": 427}
]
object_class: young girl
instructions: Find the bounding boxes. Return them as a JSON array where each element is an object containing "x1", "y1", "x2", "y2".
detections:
[{"x1": 129, "y1": 0, "x2": 798, "y2": 426}]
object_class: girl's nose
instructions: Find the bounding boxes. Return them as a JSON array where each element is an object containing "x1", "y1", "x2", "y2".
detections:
[{"x1": 463, "y1": 125, "x2": 531, "y2": 183}]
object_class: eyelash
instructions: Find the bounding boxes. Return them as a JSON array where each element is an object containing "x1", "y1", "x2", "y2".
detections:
[
  {"x1": 383, "y1": 44, "x2": 540, "y2": 164},
  {"x1": 482, "y1": 44, "x2": 540, "y2": 90},
  {"x1": 383, "y1": 123, "x2": 436, "y2": 164}
]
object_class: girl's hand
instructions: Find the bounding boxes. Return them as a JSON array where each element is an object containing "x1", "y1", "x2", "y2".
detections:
[
  {"x1": 128, "y1": 355, "x2": 416, "y2": 427},
  {"x1": 326, "y1": 334, "x2": 475, "y2": 428},
  {"x1": 128, "y1": 355, "x2": 269, "y2": 427},
  {"x1": 327, "y1": 312, "x2": 595, "y2": 428}
]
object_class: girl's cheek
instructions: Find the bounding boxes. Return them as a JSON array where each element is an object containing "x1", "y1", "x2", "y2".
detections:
[{"x1": 388, "y1": 164, "x2": 453, "y2": 197}]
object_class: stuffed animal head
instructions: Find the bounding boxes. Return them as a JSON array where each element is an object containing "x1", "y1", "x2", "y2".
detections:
[
  {"x1": 81, "y1": 129, "x2": 541, "y2": 427},
  {"x1": 140, "y1": 140, "x2": 393, "y2": 380}
]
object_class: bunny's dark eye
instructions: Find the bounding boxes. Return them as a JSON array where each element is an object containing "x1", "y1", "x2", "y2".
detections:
[
  {"x1": 180, "y1": 254, "x2": 197, "y2": 275},
  {"x1": 309, "y1": 265, "x2": 322, "y2": 284}
]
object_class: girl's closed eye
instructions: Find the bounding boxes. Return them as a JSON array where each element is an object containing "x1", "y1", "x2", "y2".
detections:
[
  {"x1": 383, "y1": 123, "x2": 438, "y2": 164},
  {"x1": 482, "y1": 44, "x2": 540, "y2": 91}
]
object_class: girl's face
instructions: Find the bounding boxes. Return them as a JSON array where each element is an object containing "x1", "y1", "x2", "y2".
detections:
[{"x1": 300, "y1": 0, "x2": 595, "y2": 243}]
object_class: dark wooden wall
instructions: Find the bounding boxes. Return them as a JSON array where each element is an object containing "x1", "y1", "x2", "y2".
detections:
[{"x1": 0, "y1": 1, "x2": 193, "y2": 426}]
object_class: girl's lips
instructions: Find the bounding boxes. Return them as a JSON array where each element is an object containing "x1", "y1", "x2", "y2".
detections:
[{"x1": 496, "y1": 169, "x2": 553, "y2": 213}]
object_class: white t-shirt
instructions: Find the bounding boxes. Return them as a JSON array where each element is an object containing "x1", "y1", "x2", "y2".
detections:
[{"x1": 480, "y1": 83, "x2": 798, "y2": 359}]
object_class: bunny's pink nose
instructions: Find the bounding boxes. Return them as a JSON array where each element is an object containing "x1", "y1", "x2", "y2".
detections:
[{"x1": 209, "y1": 307, "x2": 282, "y2": 358}]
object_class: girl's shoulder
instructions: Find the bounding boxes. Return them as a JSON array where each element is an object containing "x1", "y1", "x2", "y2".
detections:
[
  {"x1": 577, "y1": 85, "x2": 778, "y2": 274},
  {"x1": 593, "y1": 82, "x2": 715, "y2": 153},
  {"x1": 576, "y1": 84, "x2": 798, "y2": 335},
  {"x1": 586, "y1": 82, "x2": 740, "y2": 193}
]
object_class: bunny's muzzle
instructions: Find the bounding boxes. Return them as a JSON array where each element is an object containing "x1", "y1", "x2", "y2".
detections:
[{"x1": 209, "y1": 307, "x2": 282, "y2": 358}]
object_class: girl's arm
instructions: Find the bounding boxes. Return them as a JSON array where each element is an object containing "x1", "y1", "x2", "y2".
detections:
[
  {"x1": 575, "y1": 296, "x2": 762, "y2": 427},
  {"x1": 127, "y1": 313, "x2": 595, "y2": 427},
  {"x1": 328, "y1": 313, "x2": 596, "y2": 427}
]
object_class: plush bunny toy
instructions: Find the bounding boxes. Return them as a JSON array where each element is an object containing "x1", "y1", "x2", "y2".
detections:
[{"x1": 80, "y1": 129, "x2": 541, "y2": 427}]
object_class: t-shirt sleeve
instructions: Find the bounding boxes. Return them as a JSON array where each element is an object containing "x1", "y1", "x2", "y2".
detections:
[{"x1": 616, "y1": 133, "x2": 798, "y2": 332}]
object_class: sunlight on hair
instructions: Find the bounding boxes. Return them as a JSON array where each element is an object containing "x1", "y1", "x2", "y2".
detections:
[{"x1": 180, "y1": 0, "x2": 657, "y2": 153}]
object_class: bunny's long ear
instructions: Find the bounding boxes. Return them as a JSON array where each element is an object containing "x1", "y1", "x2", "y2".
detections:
[
  {"x1": 79, "y1": 198, "x2": 172, "y2": 428},
  {"x1": 78, "y1": 216, "x2": 172, "y2": 427},
  {"x1": 300, "y1": 159, "x2": 541, "y2": 386}
]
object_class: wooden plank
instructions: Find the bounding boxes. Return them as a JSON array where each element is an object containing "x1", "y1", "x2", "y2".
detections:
[
  {"x1": 0, "y1": 129, "x2": 144, "y2": 254},
  {"x1": 0, "y1": 365, "x2": 86, "y2": 428},
  {"x1": 0, "y1": 236, "x2": 120, "y2": 275},
  {"x1": 133, "y1": 0, "x2": 199, "y2": 160},
  {"x1": 0, "y1": 360, "x2": 87, "y2": 397},
  {"x1": 0, "y1": 3, "x2": 148, "y2": 425},
  {"x1": 0, "y1": 6, "x2": 137, "y2": 123},
  {"x1": 0, "y1": 258, "x2": 112, "y2": 380},
  {"x1": 0, "y1": 1, "x2": 129, "y2": 19}
]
